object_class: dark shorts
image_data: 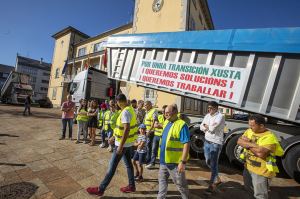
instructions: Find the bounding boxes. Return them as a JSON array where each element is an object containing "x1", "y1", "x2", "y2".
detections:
[
  {"x1": 88, "y1": 117, "x2": 98, "y2": 128},
  {"x1": 133, "y1": 151, "x2": 146, "y2": 165}
]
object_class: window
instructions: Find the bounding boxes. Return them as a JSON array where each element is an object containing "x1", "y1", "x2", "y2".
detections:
[
  {"x1": 41, "y1": 87, "x2": 48, "y2": 91},
  {"x1": 52, "y1": 88, "x2": 57, "y2": 100},
  {"x1": 3, "y1": 73, "x2": 9, "y2": 78},
  {"x1": 42, "y1": 80, "x2": 49, "y2": 84},
  {"x1": 31, "y1": 77, "x2": 36, "y2": 83},
  {"x1": 55, "y1": 68, "x2": 60, "y2": 78},
  {"x1": 43, "y1": 72, "x2": 50, "y2": 76},
  {"x1": 93, "y1": 41, "x2": 107, "y2": 52},
  {"x1": 78, "y1": 47, "x2": 86, "y2": 57},
  {"x1": 144, "y1": 88, "x2": 156, "y2": 105}
]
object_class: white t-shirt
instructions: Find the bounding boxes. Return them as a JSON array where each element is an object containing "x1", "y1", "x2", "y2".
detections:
[
  {"x1": 200, "y1": 111, "x2": 225, "y2": 145},
  {"x1": 115, "y1": 109, "x2": 134, "y2": 147}
]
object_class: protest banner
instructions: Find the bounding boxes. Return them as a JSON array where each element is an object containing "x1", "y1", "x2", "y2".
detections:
[{"x1": 136, "y1": 59, "x2": 248, "y2": 103}]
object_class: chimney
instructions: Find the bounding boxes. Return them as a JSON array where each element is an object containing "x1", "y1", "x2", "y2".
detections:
[{"x1": 40, "y1": 58, "x2": 43, "y2": 64}]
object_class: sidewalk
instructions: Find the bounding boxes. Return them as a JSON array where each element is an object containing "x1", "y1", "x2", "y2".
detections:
[{"x1": 0, "y1": 105, "x2": 299, "y2": 199}]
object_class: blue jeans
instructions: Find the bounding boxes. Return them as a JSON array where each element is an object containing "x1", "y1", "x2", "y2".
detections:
[
  {"x1": 149, "y1": 135, "x2": 161, "y2": 165},
  {"x1": 99, "y1": 146, "x2": 135, "y2": 191},
  {"x1": 146, "y1": 133, "x2": 154, "y2": 164},
  {"x1": 61, "y1": 118, "x2": 73, "y2": 138},
  {"x1": 204, "y1": 140, "x2": 222, "y2": 184},
  {"x1": 101, "y1": 129, "x2": 113, "y2": 143}
]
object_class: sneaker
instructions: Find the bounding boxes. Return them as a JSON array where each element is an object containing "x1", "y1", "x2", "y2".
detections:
[
  {"x1": 204, "y1": 185, "x2": 216, "y2": 194},
  {"x1": 136, "y1": 176, "x2": 144, "y2": 182},
  {"x1": 145, "y1": 164, "x2": 155, "y2": 169},
  {"x1": 99, "y1": 143, "x2": 106, "y2": 148},
  {"x1": 83, "y1": 140, "x2": 87, "y2": 144},
  {"x1": 107, "y1": 145, "x2": 113, "y2": 152},
  {"x1": 75, "y1": 140, "x2": 80, "y2": 144},
  {"x1": 120, "y1": 185, "x2": 136, "y2": 193},
  {"x1": 59, "y1": 137, "x2": 65, "y2": 140},
  {"x1": 134, "y1": 174, "x2": 140, "y2": 180},
  {"x1": 86, "y1": 187, "x2": 104, "y2": 196}
]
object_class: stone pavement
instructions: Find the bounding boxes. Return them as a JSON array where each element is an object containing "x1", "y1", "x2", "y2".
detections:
[{"x1": 0, "y1": 105, "x2": 299, "y2": 199}]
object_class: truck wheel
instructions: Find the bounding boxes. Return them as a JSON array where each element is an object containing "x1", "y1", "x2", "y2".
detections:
[
  {"x1": 225, "y1": 135, "x2": 244, "y2": 166},
  {"x1": 190, "y1": 128, "x2": 205, "y2": 158},
  {"x1": 282, "y1": 145, "x2": 300, "y2": 183}
]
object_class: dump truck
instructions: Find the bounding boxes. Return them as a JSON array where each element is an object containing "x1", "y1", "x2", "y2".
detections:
[
  {"x1": 0, "y1": 71, "x2": 33, "y2": 104},
  {"x1": 105, "y1": 27, "x2": 300, "y2": 182}
]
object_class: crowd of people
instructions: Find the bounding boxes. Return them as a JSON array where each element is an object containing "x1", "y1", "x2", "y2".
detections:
[{"x1": 59, "y1": 94, "x2": 284, "y2": 199}]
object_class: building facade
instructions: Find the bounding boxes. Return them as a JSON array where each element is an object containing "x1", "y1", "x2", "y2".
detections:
[
  {"x1": 0, "y1": 64, "x2": 14, "y2": 89},
  {"x1": 15, "y1": 55, "x2": 51, "y2": 101},
  {"x1": 48, "y1": 0, "x2": 213, "y2": 109}
]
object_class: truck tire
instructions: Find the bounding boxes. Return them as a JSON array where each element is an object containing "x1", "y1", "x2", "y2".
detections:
[
  {"x1": 282, "y1": 145, "x2": 300, "y2": 183},
  {"x1": 225, "y1": 135, "x2": 244, "y2": 167},
  {"x1": 189, "y1": 127, "x2": 205, "y2": 158}
]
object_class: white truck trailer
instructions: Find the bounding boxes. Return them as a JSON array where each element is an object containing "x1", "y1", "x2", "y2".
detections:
[
  {"x1": 105, "y1": 27, "x2": 300, "y2": 182},
  {"x1": 69, "y1": 67, "x2": 114, "y2": 106},
  {"x1": 0, "y1": 71, "x2": 33, "y2": 104}
]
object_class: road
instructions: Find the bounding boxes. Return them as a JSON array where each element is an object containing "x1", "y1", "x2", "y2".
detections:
[{"x1": 0, "y1": 104, "x2": 299, "y2": 199}]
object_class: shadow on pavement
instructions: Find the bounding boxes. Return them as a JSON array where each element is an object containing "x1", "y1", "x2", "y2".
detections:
[
  {"x1": 270, "y1": 186, "x2": 300, "y2": 199},
  {"x1": 0, "y1": 162, "x2": 26, "y2": 166},
  {"x1": 0, "y1": 182, "x2": 38, "y2": 199},
  {"x1": 0, "y1": 109, "x2": 60, "y2": 119},
  {"x1": 0, "y1": 134, "x2": 19, "y2": 137}
]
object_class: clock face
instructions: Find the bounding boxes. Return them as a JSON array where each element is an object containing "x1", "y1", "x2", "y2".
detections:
[{"x1": 152, "y1": 0, "x2": 164, "y2": 12}]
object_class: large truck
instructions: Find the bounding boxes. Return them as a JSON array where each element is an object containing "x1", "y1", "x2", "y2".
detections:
[
  {"x1": 105, "y1": 27, "x2": 300, "y2": 182},
  {"x1": 69, "y1": 67, "x2": 114, "y2": 106},
  {"x1": 0, "y1": 71, "x2": 33, "y2": 104}
]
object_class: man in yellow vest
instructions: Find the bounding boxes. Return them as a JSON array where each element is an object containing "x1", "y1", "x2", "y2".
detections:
[
  {"x1": 87, "y1": 94, "x2": 138, "y2": 196},
  {"x1": 157, "y1": 104, "x2": 190, "y2": 199},
  {"x1": 143, "y1": 101, "x2": 158, "y2": 165},
  {"x1": 237, "y1": 114, "x2": 284, "y2": 199},
  {"x1": 146, "y1": 105, "x2": 167, "y2": 169}
]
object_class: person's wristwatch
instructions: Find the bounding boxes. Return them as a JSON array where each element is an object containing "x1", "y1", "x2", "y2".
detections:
[{"x1": 180, "y1": 160, "x2": 187, "y2": 164}]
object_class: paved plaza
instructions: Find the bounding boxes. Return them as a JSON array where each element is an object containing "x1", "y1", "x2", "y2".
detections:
[{"x1": 0, "y1": 105, "x2": 299, "y2": 199}]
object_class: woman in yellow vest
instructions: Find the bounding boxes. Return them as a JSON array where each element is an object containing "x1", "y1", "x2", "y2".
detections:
[
  {"x1": 76, "y1": 99, "x2": 89, "y2": 144},
  {"x1": 87, "y1": 94, "x2": 138, "y2": 197},
  {"x1": 237, "y1": 114, "x2": 283, "y2": 199},
  {"x1": 157, "y1": 104, "x2": 190, "y2": 199}
]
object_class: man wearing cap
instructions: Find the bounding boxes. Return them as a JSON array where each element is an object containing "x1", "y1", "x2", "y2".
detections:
[
  {"x1": 158, "y1": 104, "x2": 190, "y2": 199},
  {"x1": 87, "y1": 93, "x2": 138, "y2": 196}
]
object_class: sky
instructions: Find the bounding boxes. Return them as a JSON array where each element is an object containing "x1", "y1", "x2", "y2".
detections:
[{"x1": 0, "y1": 0, "x2": 300, "y2": 66}]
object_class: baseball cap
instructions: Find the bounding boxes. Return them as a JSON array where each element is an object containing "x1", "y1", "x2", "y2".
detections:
[{"x1": 138, "y1": 124, "x2": 146, "y2": 129}]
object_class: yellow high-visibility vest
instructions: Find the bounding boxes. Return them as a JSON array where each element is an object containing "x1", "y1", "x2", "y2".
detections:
[
  {"x1": 114, "y1": 106, "x2": 138, "y2": 144},
  {"x1": 144, "y1": 108, "x2": 156, "y2": 131},
  {"x1": 241, "y1": 129, "x2": 283, "y2": 177},
  {"x1": 76, "y1": 109, "x2": 89, "y2": 122},
  {"x1": 103, "y1": 110, "x2": 113, "y2": 131},
  {"x1": 154, "y1": 114, "x2": 165, "y2": 137},
  {"x1": 98, "y1": 110, "x2": 105, "y2": 127},
  {"x1": 158, "y1": 119, "x2": 189, "y2": 164},
  {"x1": 110, "y1": 110, "x2": 121, "y2": 130}
]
